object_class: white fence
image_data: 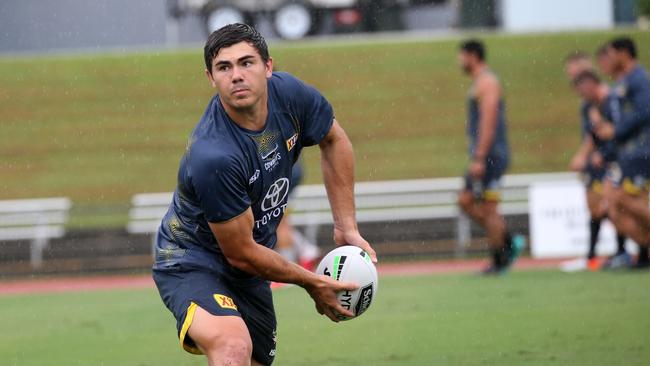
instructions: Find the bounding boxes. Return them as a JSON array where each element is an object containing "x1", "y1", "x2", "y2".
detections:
[
  {"x1": 127, "y1": 172, "x2": 578, "y2": 254},
  {"x1": 0, "y1": 197, "x2": 72, "y2": 268}
]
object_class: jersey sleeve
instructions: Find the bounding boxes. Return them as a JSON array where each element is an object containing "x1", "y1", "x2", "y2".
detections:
[
  {"x1": 279, "y1": 73, "x2": 335, "y2": 146},
  {"x1": 615, "y1": 77, "x2": 650, "y2": 140},
  {"x1": 191, "y1": 150, "x2": 251, "y2": 223}
]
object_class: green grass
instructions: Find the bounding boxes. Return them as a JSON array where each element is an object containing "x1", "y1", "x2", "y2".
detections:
[
  {"x1": 2, "y1": 29, "x2": 650, "y2": 227},
  {"x1": 1, "y1": 270, "x2": 649, "y2": 365}
]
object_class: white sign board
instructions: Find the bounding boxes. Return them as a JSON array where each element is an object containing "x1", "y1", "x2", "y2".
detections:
[
  {"x1": 529, "y1": 180, "x2": 635, "y2": 258},
  {"x1": 502, "y1": 0, "x2": 613, "y2": 32}
]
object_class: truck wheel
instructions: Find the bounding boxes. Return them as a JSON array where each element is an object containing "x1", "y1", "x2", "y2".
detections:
[
  {"x1": 206, "y1": 6, "x2": 246, "y2": 33},
  {"x1": 273, "y1": 3, "x2": 314, "y2": 40}
]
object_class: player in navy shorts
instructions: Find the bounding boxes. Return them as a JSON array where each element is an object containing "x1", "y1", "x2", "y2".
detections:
[
  {"x1": 152, "y1": 24, "x2": 377, "y2": 366},
  {"x1": 592, "y1": 37, "x2": 650, "y2": 269},
  {"x1": 569, "y1": 69, "x2": 628, "y2": 269},
  {"x1": 456, "y1": 39, "x2": 525, "y2": 274}
]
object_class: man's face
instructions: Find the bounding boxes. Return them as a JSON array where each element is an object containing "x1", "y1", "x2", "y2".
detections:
[
  {"x1": 564, "y1": 59, "x2": 592, "y2": 81},
  {"x1": 596, "y1": 53, "x2": 615, "y2": 77},
  {"x1": 205, "y1": 41, "x2": 273, "y2": 111},
  {"x1": 575, "y1": 79, "x2": 599, "y2": 102},
  {"x1": 458, "y1": 51, "x2": 475, "y2": 74},
  {"x1": 606, "y1": 46, "x2": 625, "y2": 73}
]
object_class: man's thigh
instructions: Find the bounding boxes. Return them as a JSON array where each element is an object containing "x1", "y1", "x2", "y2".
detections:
[{"x1": 153, "y1": 269, "x2": 277, "y2": 365}]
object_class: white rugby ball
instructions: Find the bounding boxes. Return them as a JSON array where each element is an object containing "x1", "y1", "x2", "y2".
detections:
[{"x1": 315, "y1": 245, "x2": 378, "y2": 321}]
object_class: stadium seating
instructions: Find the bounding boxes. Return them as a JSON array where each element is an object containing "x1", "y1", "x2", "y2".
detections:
[
  {"x1": 127, "y1": 172, "x2": 577, "y2": 255},
  {"x1": 0, "y1": 197, "x2": 72, "y2": 268}
]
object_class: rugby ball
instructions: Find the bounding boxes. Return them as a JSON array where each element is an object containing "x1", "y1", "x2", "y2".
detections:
[{"x1": 315, "y1": 245, "x2": 378, "y2": 321}]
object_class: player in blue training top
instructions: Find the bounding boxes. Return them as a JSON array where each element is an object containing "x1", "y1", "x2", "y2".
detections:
[
  {"x1": 152, "y1": 24, "x2": 377, "y2": 366},
  {"x1": 592, "y1": 37, "x2": 650, "y2": 269},
  {"x1": 456, "y1": 39, "x2": 525, "y2": 275},
  {"x1": 568, "y1": 69, "x2": 629, "y2": 269}
]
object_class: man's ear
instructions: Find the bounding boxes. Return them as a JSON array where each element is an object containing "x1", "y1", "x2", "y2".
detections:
[
  {"x1": 205, "y1": 68, "x2": 217, "y2": 88},
  {"x1": 265, "y1": 57, "x2": 274, "y2": 79}
]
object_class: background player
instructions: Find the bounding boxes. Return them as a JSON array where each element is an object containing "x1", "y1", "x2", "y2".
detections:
[
  {"x1": 153, "y1": 23, "x2": 377, "y2": 366},
  {"x1": 592, "y1": 37, "x2": 650, "y2": 269},
  {"x1": 569, "y1": 70, "x2": 628, "y2": 270},
  {"x1": 564, "y1": 50, "x2": 593, "y2": 81},
  {"x1": 456, "y1": 39, "x2": 524, "y2": 274}
]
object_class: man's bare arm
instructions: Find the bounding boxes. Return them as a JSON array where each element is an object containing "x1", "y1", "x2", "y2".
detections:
[
  {"x1": 569, "y1": 136, "x2": 594, "y2": 171},
  {"x1": 474, "y1": 75, "x2": 500, "y2": 160},
  {"x1": 319, "y1": 119, "x2": 377, "y2": 262}
]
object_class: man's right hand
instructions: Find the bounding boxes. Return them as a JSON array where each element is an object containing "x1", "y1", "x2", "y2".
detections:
[
  {"x1": 304, "y1": 274, "x2": 357, "y2": 322},
  {"x1": 569, "y1": 154, "x2": 587, "y2": 172}
]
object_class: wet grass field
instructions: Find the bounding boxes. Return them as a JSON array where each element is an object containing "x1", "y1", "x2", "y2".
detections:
[{"x1": 1, "y1": 270, "x2": 649, "y2": 365}]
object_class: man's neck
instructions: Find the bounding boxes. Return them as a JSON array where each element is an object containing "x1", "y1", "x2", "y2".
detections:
[
  {"x1": 615, "y1": 60, "x2": 637, "y2": 80},
  {"x1": 222, "y1": 93, "x2": 269, "y2": 131},
  {"x1": 471, "y1": 63, "x2": 487, "y2": 79},
  {"x1": 621, "y1": 60, "x2": 637, "y2": 76}
]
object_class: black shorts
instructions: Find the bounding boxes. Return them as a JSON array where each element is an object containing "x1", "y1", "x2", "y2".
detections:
[
  {"x1": 581, "y1": 163, "x2": 607, "y2": 193},
  {"x1": 153, "y1": 268, "x2": 277, "y2": 365},
  {"x1": 609, "y1": 158, "x2": 650, "y2": 195},
  {"x1": 464, "y1": 156, "x2": 508, "y2": 201}
]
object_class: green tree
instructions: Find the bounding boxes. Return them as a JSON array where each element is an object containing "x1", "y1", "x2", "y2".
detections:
[{"x1": 639, "y1": 0, "x2": 650, "y2": 16}]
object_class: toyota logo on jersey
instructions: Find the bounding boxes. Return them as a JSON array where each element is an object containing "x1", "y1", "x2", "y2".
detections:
[
  {"x1": 261, "y1": 178, "x2": 290, "y2": 212},
  {"x1": 255, "y1": 178, "x2": 290, "y2": 229}
]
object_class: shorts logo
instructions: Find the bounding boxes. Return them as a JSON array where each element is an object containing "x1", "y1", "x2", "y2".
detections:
[
  {"x1": 286, "y1": 133, "x2": 298, "y2": 152},
  {"x1": 261, "y1": 178, "x2": 289, "y2": 212},
  {"x1": 213, "y1": 294, "x2": 237, "y2": 310}
]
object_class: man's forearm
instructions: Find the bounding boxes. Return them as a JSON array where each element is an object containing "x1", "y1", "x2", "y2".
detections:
[
  {"x1": 320, "y1": 122, "x2": 357, "y2": 233},
  {"x1": 234, "y1": 243, "x2": 318, "y2": 287}
]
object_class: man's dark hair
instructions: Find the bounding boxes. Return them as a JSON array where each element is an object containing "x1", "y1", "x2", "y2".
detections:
[
  {"x1": 573, "y1": 69, "x2": 601, "y2": 86},
  {"x1": 460, "y1": 39, "x2": 485, "y2": 61},
  {"x1": 564, "y1": 50, "x2": 590, "y2": 63},
  {"x1": 610, "y1": 36, "x2": 637, "y2": 59},
  {"x1": 204, "y1": 23, "x2": 269, "y2": 72}
]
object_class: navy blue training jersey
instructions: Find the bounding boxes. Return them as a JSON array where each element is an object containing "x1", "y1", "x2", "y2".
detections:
[
  {"x1": 613, "y1": 64, "x2": 650, "y2": 161},
  {"x1": 153, "y1": 72, "x2": 334, "y2": 278},
  {"x1": 580, "y1": 94, "x2": 620, "y2": 162},
  {"x1": 467, "y1": 71, "x2": 510, "y2": 162}
]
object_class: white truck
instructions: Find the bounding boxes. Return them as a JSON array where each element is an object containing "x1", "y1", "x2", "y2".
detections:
[{"x1": 168, "y1": 0, "x2": 413, "y2": 40}]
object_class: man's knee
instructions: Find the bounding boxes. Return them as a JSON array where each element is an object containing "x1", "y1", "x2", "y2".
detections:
[
  {"x1": 219, "y1": 337, "x2": 253, "y2": 364},
  {"x1": 188, "y1": 308, "x2": 253, "y2": 365},
  {"x1": 201, "y1": 334, "x2": 253, "y2": 366}
]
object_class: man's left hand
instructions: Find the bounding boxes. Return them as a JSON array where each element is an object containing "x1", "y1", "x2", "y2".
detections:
[
  {"x1": 469, "y1": 159, "x2": 486, "y2": 180},
  {"x1": 334, "y1": 228, "x2": 377, "y2": 263},
  {"x1": 593, "y1": 122, "x2": 615, "y2": 140}
]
